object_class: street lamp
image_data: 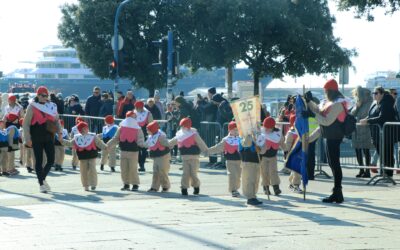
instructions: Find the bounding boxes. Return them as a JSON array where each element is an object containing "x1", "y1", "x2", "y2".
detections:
[{"x1": 113, "y1": 0, "x2": 133, "y2": 115}]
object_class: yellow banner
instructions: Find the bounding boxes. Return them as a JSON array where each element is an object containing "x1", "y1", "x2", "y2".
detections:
[{"x1": 231, "y1": 96, "x2": 261, "y2": 138}]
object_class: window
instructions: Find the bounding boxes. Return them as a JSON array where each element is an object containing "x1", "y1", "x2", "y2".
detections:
[{"x1": 58, "y1": 74, "x2": 68, "y2": 79}]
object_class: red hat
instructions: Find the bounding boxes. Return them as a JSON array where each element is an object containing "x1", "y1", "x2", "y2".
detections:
[
  {"x1": 77, "y1": 122, "x2": 88, "y2": 133},
  {"x1": 289, "y1": 114, "x2": 296, "y2": 127},
  {"x1": 146, "y1": 121, "x2": 159, "y2": 134},
  {"x1": 8, "y1": 95, "x2": 17, "y2": 102},
  {"x1": 263, "y1": 117, "x2": 276, "y2": 129},
  {"x1": 179, "y1": 117, "x2": 192, "y2": 129},
  {"x1": 126, "y1": 111, "x2": 135, "y2": 118},
  {"x1": 19, "y1": 118, "x2": 24, "y2": 126},
  {"x1": 228, "y1": 121, "x2": 237, "y2": 131},
  {"x1": 75, "y1": 116, "x2": 84, "y2": 124},
  {"x1": 105, "y1": 115, "x2": 114, "y2": 124},
  {"x1": 324, "y1": 79, "x2": 339, "y2": 91},
  {"x1": 134, "y1": 101, "x2": 144, "y2": 109},
  {"x1": 36, "y1": 86, "x2": 49, "y2": 96},
  {"x1": 6, "y1": 113, "x2": 19, "y2": 122},
  {"x1": 59, "y1": 120, "x2": 64, "y2": 126}
]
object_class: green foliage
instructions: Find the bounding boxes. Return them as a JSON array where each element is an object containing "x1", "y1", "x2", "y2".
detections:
[
  {"x1": 338, "y1": 0, "x2": 400, "y2": 18},
  {"x1": 58, "y1": 0, "x2": 352, "y2": 95}
]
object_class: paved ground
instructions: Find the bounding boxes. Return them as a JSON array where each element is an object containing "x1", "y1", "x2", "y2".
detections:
[{"x1": 1, "y1": 155, "x2": 400, "y2": 249}]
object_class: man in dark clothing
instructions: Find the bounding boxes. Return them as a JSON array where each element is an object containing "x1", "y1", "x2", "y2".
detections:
[
  {"x1": 145, "y1": 98, "x2": 161, "y2": 120},
  {"x1": 118, "y1": 91, "x2": 136, "y2": 118},
  {"x1": 85, "y1": 86, "x2": 102, "y2": 116},
  {"x1": 50, "y1": 93, "x2": 64, "y2": 115},
  {"x1": 99, "y1": 93, "x2": 114, "y2": 117}
]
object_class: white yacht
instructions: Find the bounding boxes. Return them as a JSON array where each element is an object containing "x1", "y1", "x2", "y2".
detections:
[{"x1": 365, "y1": 71, "x2": 400, "y2": 89}]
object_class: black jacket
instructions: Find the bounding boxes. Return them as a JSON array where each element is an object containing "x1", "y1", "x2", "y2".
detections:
[
  {"x1": 99, "y1": 100, "x2": 114, "y2": 117},
  {"x1": 367, "y1": 93, "x2": 396, "y2": 127},
  {"x1": 146, "y1": 104, "x2": 161, "y2": 120},
  {"x1": 85, "y1": 95, "x2": 101, "y2": 116}
]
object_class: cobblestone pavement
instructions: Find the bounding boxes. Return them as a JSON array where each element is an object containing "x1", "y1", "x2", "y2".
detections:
[{"x1": 1, "y1": 156, "x2": 400, "y2": 249}]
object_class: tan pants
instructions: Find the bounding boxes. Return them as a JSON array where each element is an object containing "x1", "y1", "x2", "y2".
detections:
[
  {"x1": 19, "y1": 143, "x2": 25, "y2": 164},
  {"x1": 227, "y1": 160, "x2": 242, "y2": 192},
  {"x1": 100, "y1": 145, "x2": 116, "y2": 167},
  {"x1": 79, "y1": 158, "x2": 98, "y2": 188},
  {"x1": 24, "y1": 147, "x2": 34, "y2": 168},
  {"x1": 241, "y1": 162, "x2": 261, "y2": 199},
  {"x1": 289, "y1": 171, "x2": 301, "y2": 186},
  {"x1": 151, "y1": 154, "x2": 171, "y2": 190},
  {"x1": 120, "y1": 151, "x2": 140, "y2": 185},
  {"x1": 0, "y1": 148, "x2": 9, "y2": 172},
  {"x1": 7, "y1": 151, "x2": 15, "y2": 171},
  {"x1": 181, "y1": 159, "x2": 200, "y2": 189},
  {"x1": 72, "y1": 149, "x2": 79, "y2": 167},
  {"x1": 260, "y1": 157, "x2": 280, "y2": 186},
  {"x1": 55, "y1": 146, "x2": 65, "y2": 166}
]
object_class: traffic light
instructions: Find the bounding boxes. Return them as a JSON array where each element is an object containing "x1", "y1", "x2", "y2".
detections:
[
  {"x1": 109, "y1": 60, "x2": 117, "y2": 79},
  {"x1": 151, "y1": 38, "x2": 168, "y2": 77},
  {"x1": 118, "y1": 51, "x2": 130, "y2": 77},
  {"x1": 172, "y1": 51, "x2": 179, "y2": 77}
]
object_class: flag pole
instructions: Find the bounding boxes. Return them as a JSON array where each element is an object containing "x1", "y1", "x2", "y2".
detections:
[{"x1": 303, "y1": 84, "x2": 308, "y2": 201}]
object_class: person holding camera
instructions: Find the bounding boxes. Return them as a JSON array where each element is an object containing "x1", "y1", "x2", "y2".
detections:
[{"x1": 23, "y1": 86, "x2": 62, "y2": 193}]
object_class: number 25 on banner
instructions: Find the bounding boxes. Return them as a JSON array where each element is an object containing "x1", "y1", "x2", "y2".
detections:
[{"x1": 239, "y1": 100, "x2": 254, "y2": 113}]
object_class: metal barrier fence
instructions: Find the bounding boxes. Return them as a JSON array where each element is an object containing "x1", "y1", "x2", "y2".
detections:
[{"x1": 58, "y1": 114, "x2": 400, "y2": 186}]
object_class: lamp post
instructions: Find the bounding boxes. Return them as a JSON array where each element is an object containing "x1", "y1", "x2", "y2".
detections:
[{"x1": 113, "y1": 0, "x2": 133, "y2": 115}]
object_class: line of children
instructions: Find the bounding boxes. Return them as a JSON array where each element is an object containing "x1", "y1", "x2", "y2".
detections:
[
  {"x1": 208, "y1": 121, "x2": 242, "y2": 197},
  {"x1": 54, "y1": 120, "x2": 69, "y2": 171},
  {"x1": 107, "y1": 111, "x2": 145, "y2": 191},
  {"x1": 99, "y1": 115, "x2": 118, "y2": 172},
  {"x1": 169, "y1": 117, "x2": 208, "y2": 196},
  {"x1": 62, "y1": 121, "x2": 108, "y2": 191}
]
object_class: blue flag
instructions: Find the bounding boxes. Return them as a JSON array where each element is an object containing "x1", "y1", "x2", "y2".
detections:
[{"x1": 285, "y1": 95, "x2": 309, "y2": 186}]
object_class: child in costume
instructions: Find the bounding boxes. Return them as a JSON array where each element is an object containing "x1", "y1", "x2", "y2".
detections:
[
  {"x1": 208, "y1": 121, "x2": 242, "y2": 197},
  {"x1": 169, "y1": 117, "x2": 208, "y2": 196},
  {"x1": 99, "y1": 115, "x2": 118, "y2": 172},
  {"x1": 54, "y1": 120, "x2": 69, "y2": 171}
]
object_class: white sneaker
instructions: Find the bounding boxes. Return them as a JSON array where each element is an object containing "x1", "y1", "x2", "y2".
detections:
[
  {"x1": 40, "y1": 185, "x2": 47, "y2": 193},
  {"x1": 43, "y1": 180, "x2": 51, "y2": 191}
]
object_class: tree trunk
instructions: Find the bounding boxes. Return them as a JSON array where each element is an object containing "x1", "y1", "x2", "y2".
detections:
[
  {"x1": 148, "y1": 87, "x2": 155, "y2": 98},
  {"x1": 226, "y1": 66, "x2": 233, "y2": 100},
  {"x1": 253, "y1": 70, "x2": 260, "y2": 96}
]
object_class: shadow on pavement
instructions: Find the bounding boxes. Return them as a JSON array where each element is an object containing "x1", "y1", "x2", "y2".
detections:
[
  {"x1": 0, "y1": 206, "x2": 32, "y2": 219},
  {"x1": 0, "y1": 189, "x2": 228, "y2": 249}
]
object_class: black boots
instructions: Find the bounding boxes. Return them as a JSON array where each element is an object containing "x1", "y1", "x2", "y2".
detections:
[
  {"x1": 111, "y1": 167, "x2": 115, "y2": 172},
  {"x1": 121, "y1": 184, "x2": 130, "y2": 191},
  {"x1": 193, "y1": 187, "x2": 200, "y2": 195},
  {"x1": 356, "y1": 169, "x2": 364, "y2": 178},
  {"x1": 181, "y1": 188, "x2": 188, "y2": 196},
  {"x1": 322, "y1": 187, "x2": 344, "y2": 203},
  {"x1": 273, "y1": 185, "x2": 282, "y2": 196},
  {"x1": 100, "y1": 164, "x2": 104, "y2": 171},
  {"x1": 131, "y1": 185, "x2": 139, "y2": 191},
  {"x1": 356, "y1": 169, "x2": 371, "y2": 178},
  {"x1": 247, "y1": 198, "x2": 263, "y2": 206}
]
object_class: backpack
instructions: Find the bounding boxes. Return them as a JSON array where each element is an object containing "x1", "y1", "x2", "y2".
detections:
[
  {"x1": 342, "y1": 103, "x2": 356, "y2": 137},
  {"x1": 218, "y1": 100, "x2": 234, "y2": 122}
]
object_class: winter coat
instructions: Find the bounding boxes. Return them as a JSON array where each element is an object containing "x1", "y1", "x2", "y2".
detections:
[
  {"x1": 351, "y1": 87, "x2": 373, "y2": 149},
  {"x1": 367, "y1": 93, "x2": 397, "y2": 143},
  {"x1": 99, "y1": 99, "x2": 114, "y2": 117},
  {"x1": 118, "y1": 98, "x2": 136, "y2": 118},
  {"x1": 85, "y1": 95, "x2": 101, "y2": 116}
]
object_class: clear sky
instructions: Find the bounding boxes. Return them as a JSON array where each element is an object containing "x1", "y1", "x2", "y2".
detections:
[{"x1": 0, "y1": 0, "x2": 399, "y2": 88}]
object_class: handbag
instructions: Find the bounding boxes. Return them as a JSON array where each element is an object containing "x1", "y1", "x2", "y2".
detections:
[
  {"x1": 342, "y1": 103, "x2": 356, "y2": 137},
  {"x1": 40, "y1": 110, "x2": 58, "y2": 135}
]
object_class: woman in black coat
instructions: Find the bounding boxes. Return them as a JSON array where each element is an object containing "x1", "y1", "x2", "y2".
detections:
[{"x1": 360, "y1": 86, "x2": 397, "y2": 177}]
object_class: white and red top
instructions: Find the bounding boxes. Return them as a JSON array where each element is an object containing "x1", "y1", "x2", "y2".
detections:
[
  {"x1": 224, "y1": 135, "x2": 239, "y2": 154},
  {"x1": 176, "y1": 129, "x2": 197, "y2": 148},
  {"x1": 119, "y1": 117, "x2": 140, "y2": 142},
  {"x1": 30, "y1": 102, "x2": 57, "y2": 125},
  {"x1": 135, "y1": 109, "x2": 150, "y2": 127},
  {"x1": 256, "y1": 129, "x2": 282, "y2": 151},
  {"x1": 73, "y1": 133, "x2": 97, "y2": 151}
]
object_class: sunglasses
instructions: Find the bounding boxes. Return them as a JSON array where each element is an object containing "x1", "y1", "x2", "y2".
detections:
[
  {"x1": 93, "y1": 91, "x2": 100, "y2": 94},
  {"x1": 40, "y1": 94, "x2": 49, "y2": 98},
  {"x1": 393, "y1": 93, "x2": 398, "y2": 96}
]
